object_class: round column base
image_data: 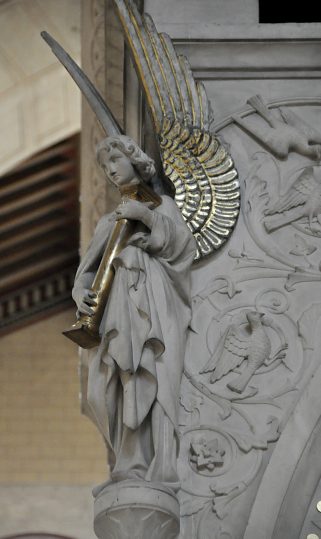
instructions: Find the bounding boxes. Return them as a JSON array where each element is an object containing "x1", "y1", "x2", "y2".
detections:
[{"x1": 93, "y1": 480, "x2": 180, "y2": 539}]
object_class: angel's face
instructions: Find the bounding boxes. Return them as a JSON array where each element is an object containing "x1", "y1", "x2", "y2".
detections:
[{"x1": 99, "y1": 148, "x2": 136, "y2": 186}]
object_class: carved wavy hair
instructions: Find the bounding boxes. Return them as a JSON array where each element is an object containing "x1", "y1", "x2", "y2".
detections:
[{"x1": 96, "y1": 135, "x2": 156, "y2": 181}]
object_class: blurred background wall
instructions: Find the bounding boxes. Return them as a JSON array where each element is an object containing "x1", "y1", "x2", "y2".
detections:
[
  {"x1": 0, "y1": 0, "x2": 81, "y2": 177},
  {"x1": 0, "y1": 1, "x2": 108, "y2": 538},
  {"x1": 3, "y1": 1, "x2": 320, "y2": 539}
]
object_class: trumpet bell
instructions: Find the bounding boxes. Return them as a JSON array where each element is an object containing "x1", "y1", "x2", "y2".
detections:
[{"x1": 63, "y1": 319, "x2": 101, "y2": 349}]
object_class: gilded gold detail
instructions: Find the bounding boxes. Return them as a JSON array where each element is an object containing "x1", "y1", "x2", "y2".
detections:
[
  {"x1": 63, "y1": 181, "x2": 161, "y2": 348},
  {"x1": 113, "y1": 0, "x2": 240, "y2": 259},
  {"x1": 160, "y1": 119, "x2": 239, "y2": 258}
]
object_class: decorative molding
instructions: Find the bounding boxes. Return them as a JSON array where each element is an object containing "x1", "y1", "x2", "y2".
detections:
[
  {"x1": 174, "y1": 39, "x2": 321, "y2": 81},
  {"x1": 0, "y1": 268, "x2": 75, "y2": 335},
  {"x1": 153, "y1": 23, "x2": 321, "y2": 41},
  {"x1": 0, "y1": 135, "x2": 79, "y2": 333}
]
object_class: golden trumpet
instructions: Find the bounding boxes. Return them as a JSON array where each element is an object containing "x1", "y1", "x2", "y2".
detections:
[{"x1": 63, "y1": 181, "x2": 161, "y2": 349}]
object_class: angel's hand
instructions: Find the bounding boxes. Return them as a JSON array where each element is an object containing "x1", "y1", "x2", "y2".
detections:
[
  {"x1": 77, "y1": 289, "x2": 98, "y2": 317},
  {"x1": 115, "y1": 199, "x2": 155, "y2": 227},
  {"x1": 128, "y1": 231, "x2": 149, "y2": 250}
]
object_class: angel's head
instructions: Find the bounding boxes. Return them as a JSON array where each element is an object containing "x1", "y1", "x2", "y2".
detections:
[{"x1": 96, "y1": 135, "x2": 156, "y2": 187}]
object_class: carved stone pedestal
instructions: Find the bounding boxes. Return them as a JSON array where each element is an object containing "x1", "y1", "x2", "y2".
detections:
[{"x1": 93, "y1": 480, "x2": 180, "y2": 539}]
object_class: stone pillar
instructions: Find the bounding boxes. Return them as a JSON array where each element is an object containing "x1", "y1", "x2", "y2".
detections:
[
  {"x1": 80, "y1": 0, "x2": 122, "y2": 251},
  {"x1": 79, "y1": 0, "x2": 124, "y2": 424},
  {"x1": 79, "y1": 1, "x2": 321, "y2": 538}
]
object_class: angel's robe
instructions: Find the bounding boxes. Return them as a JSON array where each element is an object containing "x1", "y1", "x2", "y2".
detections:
[{"x1": 72, "y1": 195, "x2": 196, "y2": 485}]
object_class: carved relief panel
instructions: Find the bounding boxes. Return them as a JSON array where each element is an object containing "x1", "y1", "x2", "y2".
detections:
[
  {"x1": 76, "y1": 2, "x2": 321, "y2": 537},
  {"x1": 178, "y1": 96, "x2": 321, "y2": 539}
]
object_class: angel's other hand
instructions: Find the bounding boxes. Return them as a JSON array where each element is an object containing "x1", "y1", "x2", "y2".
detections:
[
  {"x1": 77, "y1": 289, "x2": 97, "y2": 316},
  {"x1": 115, "y1": 199, "x2": 155, "y2": 226},
  {"x1": 128, "y1": 231, "x2": 149, "y2": 250}
]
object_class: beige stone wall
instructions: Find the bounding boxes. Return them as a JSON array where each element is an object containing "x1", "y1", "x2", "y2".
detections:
[
  {"x1": 0, "y1": 486, "x2": 96, "y2": 539},
  {"x1": 0, "y1": 0, "x2": 109, "y2": 535},
  {"x1": 0, "y1": 309, "x2": 106, "y2": 485},
  {"x1": 0, "y1": 0, "x2": 81, "y2": 177}
]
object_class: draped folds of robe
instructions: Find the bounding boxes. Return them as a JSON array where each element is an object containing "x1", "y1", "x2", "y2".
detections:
[{"x1": 72, "y1": 195, "x2": 196, "y2": 484}]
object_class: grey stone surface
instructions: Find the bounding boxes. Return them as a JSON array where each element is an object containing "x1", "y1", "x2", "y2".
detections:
[
  {"x1": 94, "y1": 481, "x2": 180, "y2": 539},
  {"x1": 134, "y1": 4, "x2": 321, "y2": 538},
  {"x1": 173, "y1": 34, "x2": 321, "y2": 124},
  {"x1": 76, "y1": 1, "x2": 321, "y2": 538},
  {"x1": 178, "y1": 96, "x2": 321, "y2": 539},
  {"x1": 145, "y1": 0, "x2": 259, "y2": 25},
  {"x1": 244, "y1": 365, "x2": 321, "y2": 538}
]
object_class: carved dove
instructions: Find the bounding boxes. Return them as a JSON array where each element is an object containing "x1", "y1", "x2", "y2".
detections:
[
  {"x1": 201, "y1": 311, "x2": 272, "y2": 394},
  {"x1": 264, "y1": 166, "x2": 321, "y2": 232}
]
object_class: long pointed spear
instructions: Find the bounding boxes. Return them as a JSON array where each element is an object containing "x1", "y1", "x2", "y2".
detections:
[{"x1": 41, "y1": 31, "x2": 123, "y2": 137}]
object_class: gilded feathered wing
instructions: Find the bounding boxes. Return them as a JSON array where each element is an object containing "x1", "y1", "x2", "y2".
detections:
[{"x1": 113, "y1": 0, "x2": 240, "y2": 259}]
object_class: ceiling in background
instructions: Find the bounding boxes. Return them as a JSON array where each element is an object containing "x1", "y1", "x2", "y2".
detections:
[
  {"x1": 0, "y1": 0, "x2": 81, "y2": 333},
  {"x1": 0, "y1": 135, "x2": 80, "y2": 335}
]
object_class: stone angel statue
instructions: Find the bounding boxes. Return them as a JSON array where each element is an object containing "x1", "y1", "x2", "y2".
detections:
[
  {"x1": 74, "y1": 134, "x2": 197, "y2": 486},
  {"x1": 41, "y1": 1, "x2": 240, "y2": 535}
]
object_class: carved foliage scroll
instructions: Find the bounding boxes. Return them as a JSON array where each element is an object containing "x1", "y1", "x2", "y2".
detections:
[{"x1": 179, "y1": 98, "x2": 321, "y2": 539}]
